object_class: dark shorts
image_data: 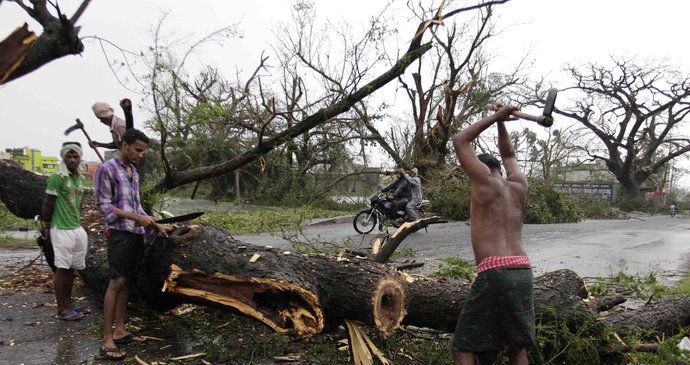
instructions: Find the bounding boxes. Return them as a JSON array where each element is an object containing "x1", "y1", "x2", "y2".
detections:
[
  {"x1": 453, "y1": 266, "x2": 536, "y2": 354},
  {"x1": 107, "y1": 229, "x2": 145, "y2": 279}
]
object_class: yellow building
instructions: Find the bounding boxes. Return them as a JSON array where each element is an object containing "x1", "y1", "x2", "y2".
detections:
[{"x1": 3, "y1": 147, "x2": 58, "y2": 175}]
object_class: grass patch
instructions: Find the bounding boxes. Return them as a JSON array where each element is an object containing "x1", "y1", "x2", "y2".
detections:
[
  {"x1": 0, "y1": 202, "x2": 34, "y2": 231},
  {"x1": 670, "y1": 273, "x2": 690, "y2": 296},
  {"x1": 0, "y1": 235, "x2": 35, "y2": 248},
  {"x1": 200, "y1": 207, "x2": 352, "y2": 234},
  {"x1": 432, "y1": 256, "x2": 476, "y2": 280},
  {"x1": 390, "y1": 246, "x2": 416, "y2": 260}
]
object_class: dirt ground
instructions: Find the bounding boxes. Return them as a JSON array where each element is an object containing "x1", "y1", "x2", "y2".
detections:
[{"x1": 1, "y1": 214, "x2": 689, "y2": 364}]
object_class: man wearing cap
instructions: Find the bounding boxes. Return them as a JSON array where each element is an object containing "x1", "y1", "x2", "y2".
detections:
[
  {"x1": 41, "y1": 142, "x2": 89, "y2": 321},
  {"x1": 398, "y1": 167, "x2": 423, "y2": 221},
  {"x1": 89, "y1": 99, "x2": 133, "y2": 151}
]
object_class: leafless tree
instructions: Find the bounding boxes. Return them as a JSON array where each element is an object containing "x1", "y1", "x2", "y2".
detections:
[
  {"x1": 144, "y1": 1, "x2": 513, "y2": 193},
  {"x1": 556, "y1": 57, "x2": 690, "y2": 198}
]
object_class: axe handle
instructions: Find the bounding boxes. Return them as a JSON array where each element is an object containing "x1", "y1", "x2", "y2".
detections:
[
  {"x1": 511, "y1": 110, "x2": 553, "y2": 127},
  {"x1": 79, "y1": 127, "x2": 105, "y2": 163},
  {"x1": 485, "y1": 105, "x2": 552, "y2": 127}
]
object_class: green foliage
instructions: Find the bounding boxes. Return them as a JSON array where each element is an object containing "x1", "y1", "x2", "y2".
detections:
[
  {"x1": 0, "y1": 202, "x2": 33, "y2": 231},
  {"x1": 432, "y1": 256, "x2": 476, "y2": 280},
  {"x1": 615, "y1": 195, "x2": 661, "y2": 213},
  {"x1": 524, "y1": 180, "x2": 584, "y2": 224},
  {"x1": 424, "y1": 168, "x2": 471, "y2": 221},
  {"x1": 670, "y1": 273, "x2": 690, "y2": 296},
  {"x1": 531, "y1": 319, "x2": 602, "y2": 365},
  {"x1": 587, "y1": 266, "x2": 667, "y2": 301},
  {"x1": 570, "y1": 195, "x2": 621, "y2": 219},
  {"x1": 0, "y1": 235, "x2": 35, "y2": 248},
  {"x1": 390, "y1": 246, "x2": 416, "y2": 260},
  {"x1": 424, "y1": 169, "x2": 584, "y2": 223}
]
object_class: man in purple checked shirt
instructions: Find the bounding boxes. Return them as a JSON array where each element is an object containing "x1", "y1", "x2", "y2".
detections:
[{"x1": 94, "y1": 128, "x2": 175, "y2": 361}]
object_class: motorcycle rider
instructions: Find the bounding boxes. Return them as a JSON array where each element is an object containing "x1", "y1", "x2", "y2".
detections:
[
  {"x1": 399, "y1": 167, "x2": 423, "y2": 221},
  {"x1": 381, "y1": 170, "x2": 411, "y2": 215}
]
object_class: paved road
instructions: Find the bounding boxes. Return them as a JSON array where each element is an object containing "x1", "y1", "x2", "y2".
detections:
[{"x1": 235, "y1": 215, "x2": 690, "y2": 283}]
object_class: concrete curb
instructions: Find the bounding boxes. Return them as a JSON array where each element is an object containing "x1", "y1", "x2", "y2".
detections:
[{"x1": 301, "y1": 215, "x2": 354, "y2": 227}]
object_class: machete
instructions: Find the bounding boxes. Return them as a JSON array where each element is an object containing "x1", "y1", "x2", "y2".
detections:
[{"x1": 156, "y1": 212, "x2": 204, "y2": 224}]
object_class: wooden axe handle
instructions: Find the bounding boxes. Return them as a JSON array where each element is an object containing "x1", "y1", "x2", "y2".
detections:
[
  {"x1": 511, "y1": 110, "x2": 553, "y2": 127},
  {"x1": 76, "y1": 119, "x2": 105, "y2": 163},
  {"x1": 485, "y1": 106, "x2": 553, "y2": 127}
]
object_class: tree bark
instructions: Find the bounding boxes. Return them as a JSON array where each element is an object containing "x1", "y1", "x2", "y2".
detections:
[
  {"x1": 80, "y1": 222, "x2": 408, "y2": 336},
  {"x1": 0, "y1": 160, "x2": 47, "y2": 219},
  {"x1": 2, "y1": 160, "x2": 690, "y2": 341}
]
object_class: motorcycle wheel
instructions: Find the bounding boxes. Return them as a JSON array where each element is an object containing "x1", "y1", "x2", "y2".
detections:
[{"x1": 353, "y1": 210, "x2": 377, "y2": 234}]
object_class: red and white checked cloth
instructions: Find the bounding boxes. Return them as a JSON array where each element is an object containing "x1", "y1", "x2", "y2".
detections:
[{"x1": 476, "y1": 255, "x2": 531, "y2": 273}]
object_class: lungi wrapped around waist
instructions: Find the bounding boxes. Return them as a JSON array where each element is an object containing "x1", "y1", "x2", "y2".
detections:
[{"x1": 453, "y1": 258, "x2": 536, "y2": 353}]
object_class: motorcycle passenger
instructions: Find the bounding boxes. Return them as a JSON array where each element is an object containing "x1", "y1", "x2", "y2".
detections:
[{"x1": 399, "y1": 167, "x2": 423, "y2": 221}]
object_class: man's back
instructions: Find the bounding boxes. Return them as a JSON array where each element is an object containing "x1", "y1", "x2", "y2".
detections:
[{"x1": 469, "y1": 176, "x2": 527, "y2": 263}]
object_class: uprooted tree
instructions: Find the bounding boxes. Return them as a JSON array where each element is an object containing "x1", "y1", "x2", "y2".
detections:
[{"x1": 2, "y1": 159, "x2": 690, "y2": 353}]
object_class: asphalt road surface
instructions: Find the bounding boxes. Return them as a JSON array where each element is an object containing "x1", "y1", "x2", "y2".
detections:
[{"x1": 235, "y1": 214, "x2": 690, "y2": 283}]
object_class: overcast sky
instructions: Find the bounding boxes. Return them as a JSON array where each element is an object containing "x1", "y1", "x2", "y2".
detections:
[{"x1": 1, "y1": 0, "x2": 689, "y2": 185}]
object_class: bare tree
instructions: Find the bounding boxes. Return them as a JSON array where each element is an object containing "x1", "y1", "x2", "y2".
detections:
[
  {"x1": 556, "y1": 57, "x2": 690, "y2": 199},
  {"x1": 144, "y1": 2, "x2": 511, "y2": 193},
  {"x1": 1, "y1": 0, "x2": 90, "y2": 83},
  {"x1": 357, "y1": 0, "x2": 522, "y2": 174}
]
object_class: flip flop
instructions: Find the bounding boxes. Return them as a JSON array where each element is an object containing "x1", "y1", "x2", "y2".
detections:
[
  {"x1": 72, "y1": 304, "x2": 91, "y2": 314},
  {"x1": 113, "y1": 333, "x2": 146, "y2": 344},
  {"x1": 99, "y1": 346, "x2": 125, "y2": 361},
  {"x1": 56, "y1": 310, "x2": 84, "y2": 321}
]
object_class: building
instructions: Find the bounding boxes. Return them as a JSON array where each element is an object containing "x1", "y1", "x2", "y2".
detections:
[
  {"x1": 3, "y1": 147, "x2": 58, "y2": 175},
  {"x1": 81, "y1": 161, "x2": 100, "y2": 180}
]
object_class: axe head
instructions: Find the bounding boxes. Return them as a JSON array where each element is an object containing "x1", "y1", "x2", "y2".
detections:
[
  {"x1": 542, "y1": 88, "x2": 558, "y2": 117},
  {"x1": 537, "y1": 88, "x2": 558, "y2": 127},
  {"x1": 64, "y1": 119, "x2": 84, "y2": 136}
]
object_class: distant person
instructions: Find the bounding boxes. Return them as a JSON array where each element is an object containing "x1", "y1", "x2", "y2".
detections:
[
  {"x1": 399, "y1": 167, "x2": 423, "y2": 221},
  {"x1": 94, "y1": 128, "x2": 174, "y2": 361},
  {"x1": 41, "y1": 142, "x2": 89, "y2": 321},
  {"x1": 451, "y1": 105, "x2": 535, "y2": 365},
  {"x1": 670, "y1": 201, "x2": 678, "y2": 217},
  {"x1": 89, "y1": 99, "x2": 134, "y2": 151}
]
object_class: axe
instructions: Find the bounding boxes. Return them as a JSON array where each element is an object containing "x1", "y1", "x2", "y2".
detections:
[
  {"x1": 487, "y1": 88, "x2": 558, "y2": 127},
  {"x1": 64, "y1": 118, "x2": 105, "y2": 162}
]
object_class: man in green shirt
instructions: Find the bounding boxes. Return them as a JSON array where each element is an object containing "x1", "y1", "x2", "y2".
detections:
[{"x1": 42, "y1": 142, "x2": 89, "y2": 321}]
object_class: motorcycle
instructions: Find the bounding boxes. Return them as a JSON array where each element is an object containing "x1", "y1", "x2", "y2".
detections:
[
  {"x1": 670, "y1": 204, "x2": 677, "y2": 218},
  {"x1": 353, "y1": 192, "x2": 430, "y2": 234}
]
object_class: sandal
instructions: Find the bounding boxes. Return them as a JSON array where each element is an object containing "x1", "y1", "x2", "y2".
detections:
[
  {"x1": 100, "y1": 346, "x2": 125, "y2": 361},
  {"x1": 72, "y1": 304, "x2": 91, "y2": 314},
  {"x1": 113, "y1": 333, "x2": 146, "y2": 344},
  {"x1": 56, "y1": 310, "x2": 84, "y2": 321}
]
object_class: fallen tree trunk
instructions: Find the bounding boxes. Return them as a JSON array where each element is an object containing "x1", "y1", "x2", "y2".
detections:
[
  {"x1": 402, "y1": 269, "x2": 594, "y2": 333},
  {"x1": 82, "y1": 223, "x2": 409, "y2": 336},
  {"x1": 2, "y1": 160, "x2": 690, "y2": 342}
]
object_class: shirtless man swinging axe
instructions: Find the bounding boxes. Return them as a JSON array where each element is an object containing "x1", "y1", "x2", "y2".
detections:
[{"x1": 451, "y1": 89, "x2": 557, "y2": 365}]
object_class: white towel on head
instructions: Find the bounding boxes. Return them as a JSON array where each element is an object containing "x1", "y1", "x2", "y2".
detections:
[{"x1": 92, "y1": 102, "x2": 114, "y2": 118}]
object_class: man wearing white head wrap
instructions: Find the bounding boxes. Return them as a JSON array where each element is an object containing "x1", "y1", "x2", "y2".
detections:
[
  {"x1": 42, "y1": 142, "x2": 89, "y2": 321},
  {"x1": 89, "y1": 98, "x2": 134, "y2": 151}
]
